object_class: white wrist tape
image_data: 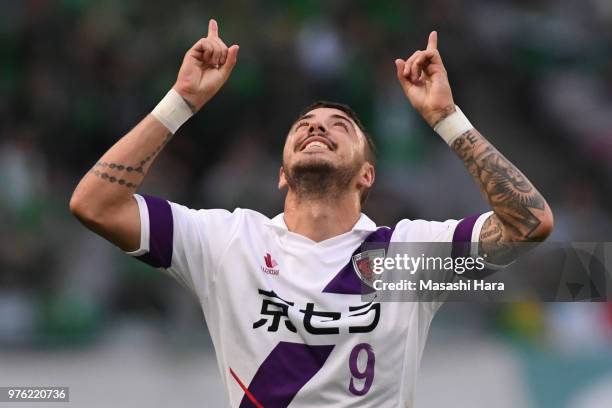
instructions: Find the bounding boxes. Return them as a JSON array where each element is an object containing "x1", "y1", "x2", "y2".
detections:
[
  {"x1": 151, "y1": 89, "x2": 193, "y2": 134},
  {"x1": 434, "y1": 106, "x2": 474, "y2": 146}
]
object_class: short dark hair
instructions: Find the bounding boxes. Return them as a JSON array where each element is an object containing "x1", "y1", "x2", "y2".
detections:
[{"x1": 295, "y1": 101, "x2": 377, "y2": 205}]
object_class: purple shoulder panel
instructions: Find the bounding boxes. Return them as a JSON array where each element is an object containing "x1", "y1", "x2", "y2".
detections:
[
  {"x1": 136, "y1": 195, "x2": 173, "y2": 268},
  {"x1": 451, "y1": 213, "x2": 480, "y2": 258}
]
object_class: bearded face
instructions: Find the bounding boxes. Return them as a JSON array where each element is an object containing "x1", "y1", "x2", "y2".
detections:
[{"x1": 279, "y1": 107, "x2": 372, "y2": 201}]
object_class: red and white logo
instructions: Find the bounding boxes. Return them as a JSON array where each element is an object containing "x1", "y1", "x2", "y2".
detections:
[
  {"x1": 261, "y1": 253, "x2": 279, "y2": 275},
  {"x1": 352, "y1": 249, "x2": 385, "y2": 288},
  {"x1": 264, "y1": 253, "x2": 278, "y2": 268}
]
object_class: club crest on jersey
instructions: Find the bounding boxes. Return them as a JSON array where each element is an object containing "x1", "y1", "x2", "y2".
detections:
[
  {"x1": 261, "y1": 253, "x2": 280, "y2": 275},
  {"x1": 352, "y1": 249, "x2": 385, "y2": 288}
]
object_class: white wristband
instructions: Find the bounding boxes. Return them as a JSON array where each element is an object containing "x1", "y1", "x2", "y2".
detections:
[
  {"x1": 433, "y1": 106, "x2": 474, "y2": 146},
  {"x1": 151, "y1": 89, "x2": 194, "y2": 134}
]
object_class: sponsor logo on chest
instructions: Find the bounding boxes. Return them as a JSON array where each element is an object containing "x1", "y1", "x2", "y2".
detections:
[{"x1": 261, "y1": 253, "x2": 280, "y2": 275}]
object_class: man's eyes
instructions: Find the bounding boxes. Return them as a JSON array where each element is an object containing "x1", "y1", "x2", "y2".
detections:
[
  {"x1": 294, "y1": 121, "x2": 349, "y2": 131},
  {"x1": 334, "y1": 121, "x2": 349, "y2": 131}
]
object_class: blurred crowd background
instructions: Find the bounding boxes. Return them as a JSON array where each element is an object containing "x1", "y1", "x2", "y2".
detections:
[{"x1": 1, "y1": 0, "x2": 612, "y2": 407}]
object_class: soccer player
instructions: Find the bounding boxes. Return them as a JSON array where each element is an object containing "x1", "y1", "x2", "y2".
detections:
[{"x1": 70, "y1": 19, "x2": 553, "y2": 407}]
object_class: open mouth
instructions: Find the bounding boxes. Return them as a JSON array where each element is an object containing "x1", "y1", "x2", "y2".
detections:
[{"x1": 299, "y1": 136, "x2": 334, "y2": 152}]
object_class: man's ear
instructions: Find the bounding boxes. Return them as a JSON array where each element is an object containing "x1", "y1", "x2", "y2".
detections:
[
  {"x1": 357, "y1": 162, "x2": 375, "y2": 190},
  {"x1": 278, "y1": 166, "x2": 288, "y2": 190}
]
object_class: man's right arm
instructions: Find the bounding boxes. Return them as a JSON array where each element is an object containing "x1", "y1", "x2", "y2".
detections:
[
  {"x1": 69, "y1": 19, "x2": 239, "y2": 251},
  {"x1": 69, "y1": 116, "x2": 173, "y2": 251}
]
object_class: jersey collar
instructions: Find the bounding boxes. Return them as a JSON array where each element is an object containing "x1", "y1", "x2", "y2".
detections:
[{"x1": 266, "y1": 213, "x2": 377, "y2": 232}]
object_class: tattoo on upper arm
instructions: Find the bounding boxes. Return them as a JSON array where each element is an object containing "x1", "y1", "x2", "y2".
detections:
[
  {"x1": 451, "y1": 130, "x2": 547, "y2": 262},
  {"x1": 88, "y1": 169, "x2": 139, "y2": 189},
  {"x1": 89, "y1": 132, "x2": 173, "y2": 189},
  {"x1": 479, "y1": 214, "x2": 517, "y2": 264}
]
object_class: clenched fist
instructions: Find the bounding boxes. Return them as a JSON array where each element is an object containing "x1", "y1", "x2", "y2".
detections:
[
  {"x1": 395, "y1": 32, "x2": 455, "y2": 128},
  {"x1": 173, "y1": 19, "x2": 239, "y2": 112}
]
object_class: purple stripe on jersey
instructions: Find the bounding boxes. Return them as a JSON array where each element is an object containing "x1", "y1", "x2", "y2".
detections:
[
  {"x1": 451, "y1": 213, "x2": 480, "y2": 258},
  {"x1": 239, "y1": 341, "x2": 334, "y2": 408},
  {"x1": 135, "y1": 195, "x2": 173, "y2": 268},
  {"x1": 323, "y1": 227, "x2": 395, "y2": 295}
]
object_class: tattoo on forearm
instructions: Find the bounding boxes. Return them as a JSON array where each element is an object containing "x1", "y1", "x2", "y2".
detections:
[
  {"x1": 465, "y1": 133, "x2": 478, "y2": 145},
  {"x1": 451, "y1": 129, "x2": 548, "y2": 261},
  {"x1": 89, "y1": 132, "x2": 173, "y2": 189}
]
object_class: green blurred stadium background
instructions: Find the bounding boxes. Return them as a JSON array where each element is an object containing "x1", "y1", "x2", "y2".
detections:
[{"x1": 1, "y1": 0, "x2": 612, "y2": 407}]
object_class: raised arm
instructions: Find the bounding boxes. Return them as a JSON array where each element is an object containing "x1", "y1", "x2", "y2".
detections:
[
  {"x1": 70, "y1": 19, "x2": 239, "y2": 251},
  {"x1": 394, "y1": 32, "x2": 553, "y2": 265}
]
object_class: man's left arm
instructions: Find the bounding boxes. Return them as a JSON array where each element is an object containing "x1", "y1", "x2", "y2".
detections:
[
  {"x1": 395, "y1": 31, "x2": 553, "y2": 265},
  {"x1": 449, "y1": 128, "x2": 553, "y2": 265}
]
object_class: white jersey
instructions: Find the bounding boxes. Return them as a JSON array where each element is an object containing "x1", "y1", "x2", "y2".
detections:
[{"x1": 127, "y1": 194, "x2": 491, "y2": 407}]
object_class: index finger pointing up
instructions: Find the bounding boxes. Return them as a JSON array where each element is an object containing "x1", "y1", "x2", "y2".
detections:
[
  {"x1": 427, "y1": 31, "x2": 438, "y2": 50},
  {"x1": 208, "y1": 19, "x2": 219, "y2": 38}
]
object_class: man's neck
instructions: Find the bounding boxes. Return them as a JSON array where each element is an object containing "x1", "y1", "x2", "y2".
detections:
[{"x1": 283, "y1": 191, "x2": 362, "y2": 243}]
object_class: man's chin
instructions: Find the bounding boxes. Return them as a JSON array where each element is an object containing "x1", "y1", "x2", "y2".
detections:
[
  {"x1": 290, "y1": 156, "x2": 336, "y2": 174},
  {"x1": 284, "y1": 156, "x2": 360, "y2": 198}
]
